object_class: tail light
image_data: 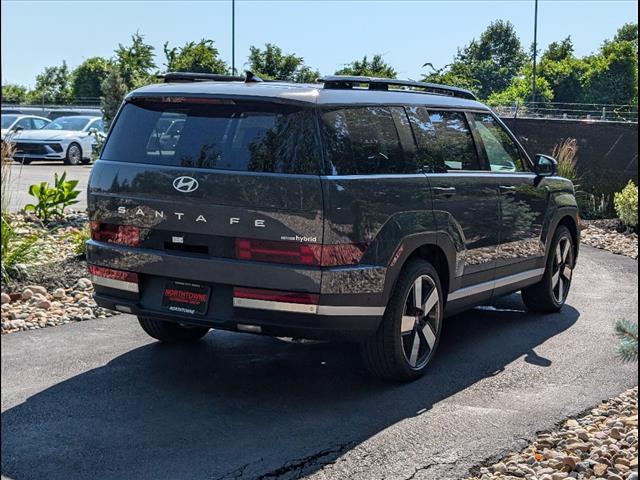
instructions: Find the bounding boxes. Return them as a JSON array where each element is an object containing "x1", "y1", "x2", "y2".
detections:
[
  {"x1": 233, "y1": 287, "x2": 319, "y2": 305},
  {"x1": 235, "y1": 239, "x2": 367, "y2": 267},
  {"x1": 91, "y1": 222, "x2": 140, "y2": 247},
  {"x1": 88, "y1": 265, "x2": 139, "y2": 292}
]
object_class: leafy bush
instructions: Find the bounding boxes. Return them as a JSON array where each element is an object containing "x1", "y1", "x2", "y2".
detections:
[
  {"x1": 69, "y1": 225, "x2": 91, "y2": 257},
  {"x1": 578, "y1": 193, "x2": 613, "y2": 220},
  {"x1": 1, "y1": 215, "x2": 40, "y2": 283},
  {"x1": 614, "y1": 180, "x2": 638, "y2": 228},
  {"x1": 615, "y1": 319, "x2": 638, "y2": 363},
  {"x1": 24, "y1": 172, "x2": 80, "y2": 223}
]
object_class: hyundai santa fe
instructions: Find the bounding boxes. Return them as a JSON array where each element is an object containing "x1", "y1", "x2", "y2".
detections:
[{"x1": 86, "y1": 72, "x2": 579, "y2": 382}]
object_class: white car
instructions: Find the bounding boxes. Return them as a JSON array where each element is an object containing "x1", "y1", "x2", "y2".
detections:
[
  {"x1": 1, "y1": 114, "x2": 50, "y2": 140},
  {"x1": 12, "y1": 115, "x2": 105, "y2": 165}
]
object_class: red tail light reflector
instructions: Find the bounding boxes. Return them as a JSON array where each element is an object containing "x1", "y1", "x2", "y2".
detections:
[
  {"x1": 89, "y1": 265, "x2": 139, "y2": 283},
  {"x1": 235, "y1": 239, "x2": 367, "y2": 267},
  {"x1": 233, "y1": 287, "x2": 319, "y2": 305},
  {"x1": 236, "y1": 239, "x2": 320, "y2": 265},
  {"x1": 91, "y1": 222, "x2": 140, "y2": 247}
]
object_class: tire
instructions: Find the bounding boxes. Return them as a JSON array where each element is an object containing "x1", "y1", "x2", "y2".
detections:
[
  {"x1": 522, "y1": 225, "x2": 575, "y2": 313},
  {"x1": 64, "y1": 142, "x2": 82, "y2": 165},
  {"x1": 137, "y1": 316, "x2": 210, "y2": 343},
  {"x1": 80, "y1": 156, "x2": 92, "y2": 165},
  {"x1": 361, "y1": 259, "x2": 444, "y2": 382}
]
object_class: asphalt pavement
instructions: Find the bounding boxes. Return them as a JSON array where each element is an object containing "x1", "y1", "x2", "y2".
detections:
[
  {"x1": 1, "y1": 246, "x2": 638, "y2": 480},
  {"x1": 5, "y1": 162, "x2": 92, "y2": 212}
]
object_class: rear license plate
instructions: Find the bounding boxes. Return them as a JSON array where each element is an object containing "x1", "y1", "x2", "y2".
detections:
[{"x1": 162, "y1": 281, "x2": 210, "y2": 315}]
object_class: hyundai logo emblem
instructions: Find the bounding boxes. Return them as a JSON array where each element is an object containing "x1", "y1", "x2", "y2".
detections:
[{"x1": 173, "y1": 176, "x2": 199, "y2": 193}]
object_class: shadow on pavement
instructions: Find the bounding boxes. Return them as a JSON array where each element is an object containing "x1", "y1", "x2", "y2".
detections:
[{"x1": 1, "y1": 293, "x2": 580, "y2": 480}]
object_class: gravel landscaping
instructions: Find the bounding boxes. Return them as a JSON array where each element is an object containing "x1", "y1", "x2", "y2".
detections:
[
  {"x1": 1, "y1": 211, "x2": 116, "y2": 334},
  {"x1": 468, "y1": 387, "x2": 638, "y2": 480},
  {"x1": 581, "y1": 220, "x2": 638, "y2": 260}
]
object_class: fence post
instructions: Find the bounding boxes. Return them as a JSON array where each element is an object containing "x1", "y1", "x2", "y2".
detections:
[{"x1": 602, "y1": 107, "x2": 606, "y2": 121}]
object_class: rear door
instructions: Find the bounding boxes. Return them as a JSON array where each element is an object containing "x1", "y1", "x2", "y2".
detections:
[
  {"x1": 89, "y1": 97, "x2": 325, "y2": 293},
  {"x1": 406, "y1": 107, "x2": 501, "y2": 293},
  {"x1": 468, "y1": 112, "x2": 547, "y2": 276}
]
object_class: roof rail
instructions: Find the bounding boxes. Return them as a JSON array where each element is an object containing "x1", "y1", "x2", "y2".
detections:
[
  {"x1": 317, "y1": 75, "x2": 477, "y2": 100},
  {"x1": 162, "y1": 72, "x2": 246, "y2": 83}
]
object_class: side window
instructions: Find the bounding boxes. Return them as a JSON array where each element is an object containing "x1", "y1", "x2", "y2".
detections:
[
  {"x1": 406, "y1": 107, "x2": 480, "y2": 172},
  {"x1": 471, "y1": 113, "x2": 527, "y2": 173},
  {"x1": 320, "y1": 106, "x2": 417, "y2": 175},
  {"x1": 92, "y1": 119, "x2": 105, "y2": 132},
  {"x1": 15, "y1": 118, "x2": 33, "y2": 129},
  {"x1": 32, "y1": 118, "x2": 48, "y2": 129}
]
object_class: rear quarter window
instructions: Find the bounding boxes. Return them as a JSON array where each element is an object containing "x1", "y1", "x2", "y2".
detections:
[
  {"x1": 320, "y1": 106, "x2": 419, "y2": 175},
  {"x1": 101, "y1": 100, "x2": 321, "y2": 175}
]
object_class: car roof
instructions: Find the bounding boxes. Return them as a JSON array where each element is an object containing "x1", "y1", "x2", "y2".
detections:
[
  {"x1": 1, "y1": 114, "x2": 49, "y2": 120},
  {"x1": 53, "y1": 115, "x2": 101, "y2": 121},
  {"x1": 129, "y1": 81, "x2": 489, "y2": 110}
]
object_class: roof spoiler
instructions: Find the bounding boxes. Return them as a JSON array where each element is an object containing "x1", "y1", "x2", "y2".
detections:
[
  {"x1": 161, "y1": 71, "x2": 264, "y2": 84},
  {"x1": 317, "y1": 75, "x2": 477, "y2": 100}
]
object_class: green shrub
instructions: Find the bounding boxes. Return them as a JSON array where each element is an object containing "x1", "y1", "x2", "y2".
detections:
[
  {"x1": 614, "y1": 180, "x2": 638, "y2": 228},
  {"x1": 578, "y1": 193, "x2": 613, "y2": 220},
  {"x1": 24, "y1": 172, "x2": 80, "y2": 222},
  {"x1": 69, "y1": 224, "x2": 91, "y2": 256},
  {"x1": 615, "y1": 319, "x2": 638, "y2": 363},
  {"x1": 1, "y1": 215, "x2": 40, "y2": 283}
]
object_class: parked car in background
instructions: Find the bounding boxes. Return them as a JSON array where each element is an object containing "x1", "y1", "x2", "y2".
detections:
[
  {"x1": 1, "y1": 114, "x2": 50, "y2": 140},
  {"x1": 12, "y1": 115, "x2": 105, "y2": 165}
]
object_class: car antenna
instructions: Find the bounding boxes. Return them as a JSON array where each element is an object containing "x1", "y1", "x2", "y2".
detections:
[{"x1": 245, "y1": 71, "x2": 264, "y2": 83}]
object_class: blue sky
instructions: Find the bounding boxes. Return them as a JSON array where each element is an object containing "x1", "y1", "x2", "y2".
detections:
[{"x1": 1, "y1": 0, "x2": 637, "y2": 88}]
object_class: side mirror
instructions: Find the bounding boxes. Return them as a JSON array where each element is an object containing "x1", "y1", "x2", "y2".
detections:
[
  {"x1": 534, "y1": 154, "x2": 557, "y2": 178},
  {"x1": 12, "y1": 126, "x2": 24, "y2": 132}
]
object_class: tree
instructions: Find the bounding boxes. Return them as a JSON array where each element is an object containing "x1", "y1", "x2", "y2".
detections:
[
  {"x1": 487, "y1": 71, "x2": 553, "y2": 106},
  {"x1": 542, "y1": 36, "x2": 574, "y2": 63},
  {"x1": 164, "y1": 39, "x2": 228, "y2": 74},
  {"x1": 335, "y1": 54, "x2": 396, "y2": 78},
  {"x1": 614, "y1": 22, "x2": 638, "y2": 49},
  {"x1": 115, "y1": 32, "x2": 157, "y2": 89},
  {"x1": 72, "y1": 57, "x2": 111, "y2": 102},
  {"x1": 423, "y1": 20, "x2": 526, "y2": 99},
  {"x1": 1, "y1": 84, "x2": 28, "y2": 104},
  {"x1": 27, "y1": 61, "x2": 73, "y2": 105},
  {"x1": 247, "y1": 43, "x2": 319, "y2": 82},
  {"x1": 100, "y1": 66, "x2": 128, "y2": 126},
  {"x1": 582, "y1": 40, "x2": 638, "y2": 105}
]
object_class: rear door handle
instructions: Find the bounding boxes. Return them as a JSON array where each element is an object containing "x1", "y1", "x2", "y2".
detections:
[
  {"x1": 433, "y1": 186, "x2": 457, "y2": 197},
  {"x1": 499, "y1": 185, "x2": 517, "y2": 195}
]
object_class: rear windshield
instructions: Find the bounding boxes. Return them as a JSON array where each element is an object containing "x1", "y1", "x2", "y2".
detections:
[{"x1": 101, "y1": 99, "x2": 321, "y2": 175}]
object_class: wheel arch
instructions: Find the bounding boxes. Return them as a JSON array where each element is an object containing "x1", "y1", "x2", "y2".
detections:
[
  {"x1": 383, "y1": 234, "x2": 456, "y2": 305},
  {"x1": 548, "y1": 208, "x2": 580, "y2": 262}
]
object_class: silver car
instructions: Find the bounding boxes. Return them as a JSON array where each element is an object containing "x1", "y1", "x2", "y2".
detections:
[
  {"x1": 12, "y1": 115, "x2": 105, "y2": 165},
  {"x1": 1, "y1": 114, "x2": 50, "y2": 140}
]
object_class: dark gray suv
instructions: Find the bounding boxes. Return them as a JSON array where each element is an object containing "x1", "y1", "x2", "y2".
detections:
[{"x1": 87, "y1": 73, "x2": 580, "y2": 382}]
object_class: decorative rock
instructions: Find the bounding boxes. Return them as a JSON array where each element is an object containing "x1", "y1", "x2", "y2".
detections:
[
  {"x1": 1, "y1": 293, "x2": 10, "y2": 304},
  {"x1": 21, "y1": 288, "x2": 34, "y2": 301},
  {"x1": 24, "y1": 285, "x2": 47, "y2": 296},
  {"x1": 52, "y1": 288, "x2": 66, "y2": 299},
  {"x1": 36, "y1": 299, "x2": 51, "y2": 310}
]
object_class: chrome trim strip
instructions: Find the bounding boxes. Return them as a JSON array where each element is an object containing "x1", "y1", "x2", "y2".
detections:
[
  {"x1": 233, "y1": 298, "x2": 318, "y2": 314},
  {"x1": 90, "y1": 275, "x2": 139, "y2": 293},
  {"x1": 448, "y1": 268, "x2": 545, "y2": 301},
  {"x1": 316, "y1": 305, "x2": 386, "y2": 316},
  {"x1": 232, "y1": 298, "x2": 386, "y2": 316}
]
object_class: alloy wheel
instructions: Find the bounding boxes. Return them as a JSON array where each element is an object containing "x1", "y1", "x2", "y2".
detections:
[
  {"x1": 68, "y1": 144, "x2": 81, "y2": 164},
  {"x1": 400, "y1": 274, "x2": 441, "y2": 370},
  {"x1": 551, "y1": 236, "x2": 573, "y2": 304}
]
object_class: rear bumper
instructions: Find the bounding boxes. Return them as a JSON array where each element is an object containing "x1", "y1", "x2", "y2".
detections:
[
  {"x1": 88, "y1": 241, "x2": 387, "y2": 339},
  {"x1": 93, "y1": 288, "x2": 383, "y2": 340}
]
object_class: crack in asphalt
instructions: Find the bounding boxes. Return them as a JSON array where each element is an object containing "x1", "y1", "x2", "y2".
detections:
[{"x1": 212, "y1": 442, "x2": 354, "y2": 480}]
